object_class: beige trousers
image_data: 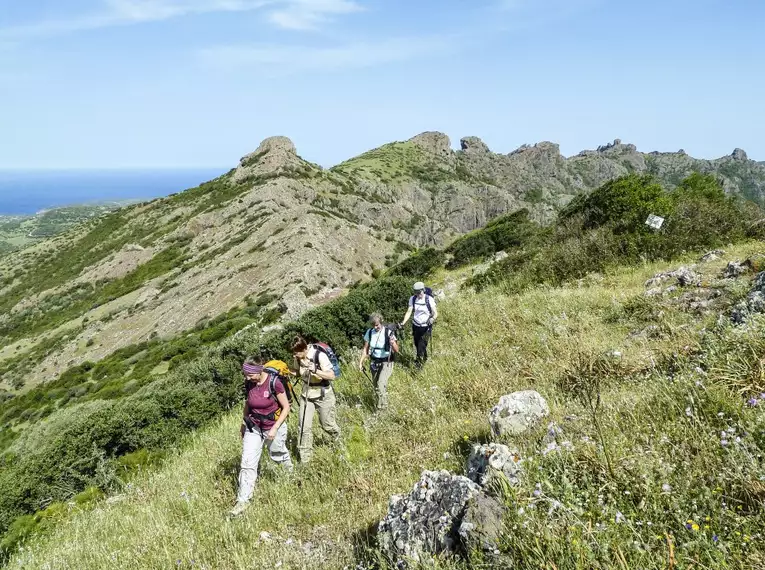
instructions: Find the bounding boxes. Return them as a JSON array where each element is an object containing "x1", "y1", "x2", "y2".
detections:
[
  {"x1": 371, "y1": 361, "x2": 394, "y2": 410},
  {"x1": 297, "y1": 384, "x2": 341, "y2": 463}
]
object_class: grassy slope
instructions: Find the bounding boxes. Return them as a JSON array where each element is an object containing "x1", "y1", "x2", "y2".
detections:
[
  {"x1": 10, "y1": 243, "x2": 765, "y2": 569},
  {"x1": 0, "y1": 204, "x2": 132, "y2": 254}
]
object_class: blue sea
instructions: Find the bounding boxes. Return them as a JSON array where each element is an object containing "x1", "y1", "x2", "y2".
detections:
[{"x1": 0, "y1": 169, "x2": 226, "y2": 215}]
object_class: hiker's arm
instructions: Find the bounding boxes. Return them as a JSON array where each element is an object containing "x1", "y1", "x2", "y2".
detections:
[
  {"x1": 359, "y1": 341, "x2": 369, "y2": 370},
  {"x1": 391, "y1": 338, "x2": 399, "y2": 353},
  {"x1": 432, "y1": 302, "x2": 439, "y2": 321},
  {"x1": 267, "y1": 392, "x2": 291, "y2": 439},
  {"x1": 313, "y1": 353, "x2": 336, "y2": 380},
  {"x1": 401, "y1": 306, "x2": 413, "y2": 326}
]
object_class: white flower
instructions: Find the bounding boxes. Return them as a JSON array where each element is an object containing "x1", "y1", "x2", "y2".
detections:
[
  {"x1": 662, "y1": 483, "x2": 672, "y2": 493},
  {"x1": 616, "y1": 511, "x2": 625, "y2": 523}
]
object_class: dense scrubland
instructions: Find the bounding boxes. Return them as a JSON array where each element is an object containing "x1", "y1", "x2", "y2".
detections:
[{"x1": 3, "y1": 172, "x2": 765, "y2": 568}]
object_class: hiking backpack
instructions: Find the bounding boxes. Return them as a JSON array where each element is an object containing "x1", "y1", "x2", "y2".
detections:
[
  {"x1": 263, "y1": 359, "x2": 297, "y2": 405},
  {"x1": 366, "y1": 325, "x2": 398, "y2": 355},
  {"x1": 312, "y1": 342, "x2": 342, "y2": 379},
  {"x1": 410, "y1": 289, "x2": 436, "y2": 319}
]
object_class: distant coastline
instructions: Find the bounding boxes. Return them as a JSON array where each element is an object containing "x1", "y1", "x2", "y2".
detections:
[{"x1": 0, "y1": 168, "x2": 225, "y2": 215}]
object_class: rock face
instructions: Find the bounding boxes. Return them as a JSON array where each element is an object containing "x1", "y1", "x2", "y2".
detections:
[
  {"x1": 378, "y1": 470, "x2": 505, "y2": 565},
  {"x1": 460, "y1": 136, "x2": 490, "y2": 154},
  {"x1": 232, "y1": 135, "x2": 305, "y2": 184},
  {"x1": 466, "y1": 443, "x2": 522, "y2": 487},
  {"x1": 409, "y1": 131, "x2": 452, "y2": 160},
  {"x1": 489, "y1": 390, "x2": 550, "y2": 437}
]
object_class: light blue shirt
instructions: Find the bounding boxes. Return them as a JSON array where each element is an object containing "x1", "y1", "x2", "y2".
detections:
[{"x1": 364, "y1": 327, "x2": 395, "y2": 359}]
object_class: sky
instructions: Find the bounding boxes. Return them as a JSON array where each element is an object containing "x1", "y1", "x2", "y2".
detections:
[{"x1": 1, "y1": 0, "x2": 764, "y2": 169}]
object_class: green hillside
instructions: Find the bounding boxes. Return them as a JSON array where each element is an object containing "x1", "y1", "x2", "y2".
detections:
[
  {"x1": 3, "y1": 172, "x2": 765, "y2": 568},
  {"x1": 8, "y1": 242, "x2": 765, "y2": 569},
  {"x1": 0, "y1": 203, "x2": 134, "y2": 255}
]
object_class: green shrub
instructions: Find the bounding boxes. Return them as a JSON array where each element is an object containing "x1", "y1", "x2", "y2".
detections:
[
  {"x1": 446, "y1": 209, "x2": 541, "y2": 268},
  {"x1": 385, "y1": 248, "x2": 445, "y2": 279}
]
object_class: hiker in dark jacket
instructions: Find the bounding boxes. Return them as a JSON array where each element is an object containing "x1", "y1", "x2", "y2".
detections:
[
  {"x1": 400, "y1": 281, "x2": 438, "y2": 368},
  {"x1": 230, "y1": 356, "x2": 293, "y2": 517},
  {"x1": 358, "y1": 313, "x2": 399, "y2": 410}
]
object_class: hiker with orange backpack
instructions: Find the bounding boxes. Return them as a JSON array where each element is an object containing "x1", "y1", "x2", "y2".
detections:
[
  {"x1": 291, "y1": 335, "x2": 342, "y2": 464},
  {"x1": 230, "y1": 356, "x2": 295, "y2": 517},
  {"x1": 400, "y1": 281, "x2": 438, "y2": 369}
]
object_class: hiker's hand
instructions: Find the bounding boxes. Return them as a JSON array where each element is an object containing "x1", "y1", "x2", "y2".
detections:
[
  {"x1": 240, "y1": 423, "x2": 246, "y2": 439},
  {"x1": 266, "y1": 427, "x2": 279, "y2": 441},
  {"x1": 358, "y1": 362, "x2": 364, "y2": 372}
]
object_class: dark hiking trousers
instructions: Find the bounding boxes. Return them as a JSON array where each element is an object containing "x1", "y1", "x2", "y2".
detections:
[{"x1": 412, "y1": 324, "x2": 431, "y2": 367}]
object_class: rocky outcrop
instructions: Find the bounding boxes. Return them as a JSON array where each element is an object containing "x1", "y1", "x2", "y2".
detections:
[
  {"x1": 377, "y1": 470, "x2": 505, "y2": 566},
  {"x1": 460, "y1": 136, "x2": 490, "y2": 154},
  {"x1": 409, "y1": 131, "x2": 452, "y2": 160},
  {"x1": 466, "y1": 443, "x2": 522, "y2": 487},
  {"x1": 644, "y1": 266, "x2": 701, "y2": 289},
  {"x1": 232, "y1": 136, "x2": 308, "y2": 184},
  {"x1": 489, "y1": 390, "x2": 550, "y2": 437},
  {"x1": 732, "y1": 272, "x2": 765, "y2": 324}
]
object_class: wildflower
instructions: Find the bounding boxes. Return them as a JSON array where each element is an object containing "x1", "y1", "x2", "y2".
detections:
[
  {"x1": 662, "y1": 483, "x2": 672, "y2": 493},
  {"x1": 685, "y1": 407, "x2": 693, "y2": 417},
  {"x1": 542, "y1": 442, "x2": 560, "y2": 455},
  {"x1": 747, "y1": 397, "x2": 758, "y2": 407},
  {"x1": 721, "y1": 439, "x2": 729, "y2": 447},
  {"x1": 615, "y1": 511, "x2": 625, "y2": 523},
  {"x1": 713, "y1": 535, "x2": 719, "y2": 543}
]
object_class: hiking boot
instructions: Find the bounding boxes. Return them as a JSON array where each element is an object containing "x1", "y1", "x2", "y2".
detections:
[{"x1": 229, "y1": 501, "x2": 250, "y2": 518}]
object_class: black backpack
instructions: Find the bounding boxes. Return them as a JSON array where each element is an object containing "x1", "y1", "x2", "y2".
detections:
[{"x1": 410, "y1": 292, "x2": 435, "y2": 319}]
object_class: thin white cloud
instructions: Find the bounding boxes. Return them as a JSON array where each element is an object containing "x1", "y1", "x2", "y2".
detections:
[
  {"x1": 198, "y1": 35, "x2": 451, "y2": 73},
  {"x1": 0, "y1": 0, "x2": 274, "y2": 41},
  {"x1": 268, "y1": 0, "x2": 362, "y2": 30}
]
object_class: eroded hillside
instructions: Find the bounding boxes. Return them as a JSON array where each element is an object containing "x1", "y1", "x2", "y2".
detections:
[{"x1": 1, "y1": 132, "x2": 764, "y2": 394}]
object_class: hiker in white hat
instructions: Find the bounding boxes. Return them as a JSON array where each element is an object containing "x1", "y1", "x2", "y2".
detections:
[{"x1": 400, "y1": 281, "x2": 438, "y2": 369}]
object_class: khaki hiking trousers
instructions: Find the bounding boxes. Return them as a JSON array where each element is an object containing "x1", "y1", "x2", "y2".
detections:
[{"x1": 297, "y1": 384, "x2": 341, "y2": 463}]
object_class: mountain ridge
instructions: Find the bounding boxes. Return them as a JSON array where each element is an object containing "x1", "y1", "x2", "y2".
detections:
[{"x1": 1, "y1": 131, "x2": 765, "y2": 393}]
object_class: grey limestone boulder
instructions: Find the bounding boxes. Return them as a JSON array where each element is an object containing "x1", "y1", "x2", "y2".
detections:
[
  {"x1": 489, "y1": 390, "x2": 550, "y2": 437},
  {"x1": 732, "y1": 272, "x2": 765, "y2": 324},
  {"x1": 378, "y1": 470, "x2": 479, "y2": 564},
  {"x1": 699, "y1": 249, "x2": 725, "y2": 263},
  {"x1": 644, "y1": 266, "x2": 701, "y2": 289},
  {"x1": 378, "y1": 470, "x2": 506, "y2": 566},
  {"x1": 466, "y1": 443, "x2": 522, "y2": 487}
]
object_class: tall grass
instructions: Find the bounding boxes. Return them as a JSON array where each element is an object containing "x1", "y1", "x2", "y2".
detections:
[{"x1": 10, "y1": 244, "x2": 765, "y2": 569}]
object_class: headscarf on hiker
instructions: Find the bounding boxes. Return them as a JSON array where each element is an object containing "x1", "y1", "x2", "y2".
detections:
[{"x1": 231, "y1": 356, "x2": 293, "y2": 517}]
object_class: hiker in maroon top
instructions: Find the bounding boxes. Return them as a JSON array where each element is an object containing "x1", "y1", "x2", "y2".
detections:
[{"x1": 230, "y1": 356, "x2": 294, "y2": 518}]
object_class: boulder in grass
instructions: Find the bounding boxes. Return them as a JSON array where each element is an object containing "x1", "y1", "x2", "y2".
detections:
[
  {"x1": 466, "y1": 443, "x2": 522, "y2": 488},
  {"x1": 489, "y1": 390, "x2": 549, "y2": 437},
  {"x1": 378, "y1": 470, "x2": 507, "y2": 566}
]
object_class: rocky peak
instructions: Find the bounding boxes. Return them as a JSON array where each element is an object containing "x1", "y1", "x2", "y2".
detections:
[
  {"x1": 508, "y1": 141, "x2": 561, "y2": 159},
  {"x1": 732, "y1": 148, "x2": 748, "y2": 161},
  {"x1": 232, "y1": 136, "x2": 304, "y2": 184},
  {"x1": 596, "y1": 139, "x2": 638, "y2": 154},
  {"x1": 409, "y1": 131, "x2": 452, "y2": 159},
  {"x1": 460, "y1": 136, "x2": 490, "y2": 154}
]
